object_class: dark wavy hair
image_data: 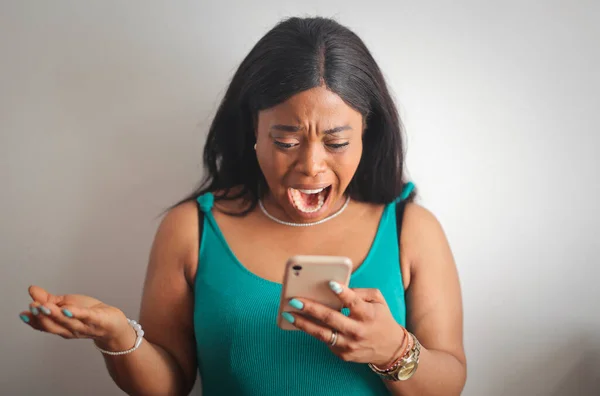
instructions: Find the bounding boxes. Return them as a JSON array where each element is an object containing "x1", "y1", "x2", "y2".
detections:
[{"x1": 178, "y1": 16, "x2": 415, "y2": 213}]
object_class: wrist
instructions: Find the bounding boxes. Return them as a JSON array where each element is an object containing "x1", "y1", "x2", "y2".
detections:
[
  {"x1": 94, "y1": 319, "x2": 137, "y2": 352},
  {"x1": 372, "y1": 325, "x2": 407, "y2": 368},
  {"x1": 369, "y1": 331, "x2": 422, "y2": 382}
]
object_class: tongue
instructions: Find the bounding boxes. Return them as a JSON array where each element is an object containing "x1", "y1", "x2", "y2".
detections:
[{"x1": 300, "y1": 192, "x2": 320, "y2": 207}]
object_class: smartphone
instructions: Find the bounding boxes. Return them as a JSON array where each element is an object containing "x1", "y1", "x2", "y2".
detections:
[{"x1": 277, "y1": 255, "x2": 353, "y2": 330}]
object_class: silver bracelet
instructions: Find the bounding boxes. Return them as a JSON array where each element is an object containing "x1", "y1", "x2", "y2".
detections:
[{"x1": 94, "y1": 319, "x2": 144, "y2": 356}]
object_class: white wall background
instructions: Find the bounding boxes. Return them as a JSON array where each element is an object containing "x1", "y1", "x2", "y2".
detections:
[{"x1": 1, "y1": 1, "x2": 599, "y2": 395}]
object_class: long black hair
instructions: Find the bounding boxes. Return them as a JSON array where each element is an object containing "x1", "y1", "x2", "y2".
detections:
[{"x1": 178, "y1": 16, "x2": 415, "y2": 213}]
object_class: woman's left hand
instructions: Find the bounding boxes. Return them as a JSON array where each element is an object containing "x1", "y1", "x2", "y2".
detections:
[{"x1": 283, "y1": 281, "x2": 406, "y2": 367}]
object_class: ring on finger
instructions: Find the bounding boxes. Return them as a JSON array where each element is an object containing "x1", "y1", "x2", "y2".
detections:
[{"x1": 329, "y1": 330, "x2": 338, "y2": 347}]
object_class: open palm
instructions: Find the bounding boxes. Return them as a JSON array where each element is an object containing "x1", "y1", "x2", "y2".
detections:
[{"x1": 20, "y1": 285, "x2": 129, "y2": 342}]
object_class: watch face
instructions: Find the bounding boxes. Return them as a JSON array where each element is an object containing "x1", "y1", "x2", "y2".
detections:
[{"x1": 398, "y1": 361, "x2": 418, "y2": 380}]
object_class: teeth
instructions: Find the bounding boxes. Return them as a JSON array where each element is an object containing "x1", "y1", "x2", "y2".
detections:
[
  {"x1": 290, "y1": 188, "x2": 327, "y2": 213},
  {"x1": 296, "y1": 187, "x2": 326, "y2": 194}
]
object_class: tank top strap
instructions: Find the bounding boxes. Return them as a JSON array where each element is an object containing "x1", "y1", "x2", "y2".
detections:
[
  {"x1": 196, "y1": 192, "x2": 215, "y2": 213},
  {"x1": 394, "y1": 181, "x2": 415, "y2": 204}
]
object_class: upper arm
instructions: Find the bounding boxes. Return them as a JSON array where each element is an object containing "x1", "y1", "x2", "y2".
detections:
[
  {"x1": 401, "y1": 203, "x2": 466, "y2": 366},
  {"x1": 139, "y1": 200, "x2": 199, "y2": 393}
]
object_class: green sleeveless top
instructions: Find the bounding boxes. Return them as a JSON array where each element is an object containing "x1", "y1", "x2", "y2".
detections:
[{"x1": 193, "y1": 183, "x2": 414, "y2": 395}]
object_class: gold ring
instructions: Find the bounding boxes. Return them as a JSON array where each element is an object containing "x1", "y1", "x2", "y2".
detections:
[{"x1": 329, "y1": 330, "x2": 338, "y2": 347}]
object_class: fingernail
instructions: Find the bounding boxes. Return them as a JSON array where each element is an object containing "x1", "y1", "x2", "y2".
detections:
[
  {"x1": 19, "y1": 314, "x2": 30, "y2": 323},
  {"x1": 281, "y1": 312, "x2": 295, "y2": 324},
  {"x1": 329, "y1": 281, "x2": 343, "y2": 294},
  {"x1": 62, "y1": 309, "x2": 73, "y2": 318},
  {"x1": 39, "y1": 306, "x2": 51, "y2": 315},
  {"x1": 30, "y1": 306, "x2": 39, "y2": 316},
  {"x1": 289, "y1": 299, "x2": 304, "y2": 310}
]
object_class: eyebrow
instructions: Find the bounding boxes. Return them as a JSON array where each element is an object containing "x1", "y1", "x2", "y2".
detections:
[{"x1": 270, "y1": 124, "x2": 352, "y2": 135}]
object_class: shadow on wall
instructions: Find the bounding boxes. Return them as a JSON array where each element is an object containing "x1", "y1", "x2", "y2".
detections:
[
  {"x1": 549, "y1": 350, "x2": 600, "y2": 396},
  {"x1": 499, "y1": 333, "x2": 600, "y2": 396}
]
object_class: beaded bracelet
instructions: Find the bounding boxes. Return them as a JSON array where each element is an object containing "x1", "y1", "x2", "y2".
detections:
[{"x1": 94, "y1": 319, "x2": 144, "y2": 356}]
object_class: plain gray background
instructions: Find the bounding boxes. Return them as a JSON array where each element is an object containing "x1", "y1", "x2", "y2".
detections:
[{"x1": 2, "y1": 1, "x2": 599, "y2": 395}]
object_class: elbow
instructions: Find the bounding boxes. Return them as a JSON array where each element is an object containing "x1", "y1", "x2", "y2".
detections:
[
  {"x1": 439, "y1": 350, "x2": 467, "y2": 396},
  {"x1": 453, "y1": 355, "x2": 467, "y2": 395}
]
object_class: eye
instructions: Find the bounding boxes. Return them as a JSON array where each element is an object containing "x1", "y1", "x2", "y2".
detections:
[
  {"x1": 326, "y1": 142, "x2": 349, "y2": 150},
  {"x1": 274, "y1": 141, "x2": 299, "y2": 149}
]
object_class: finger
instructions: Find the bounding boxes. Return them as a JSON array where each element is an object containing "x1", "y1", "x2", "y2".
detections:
[
  {"x1": 63, "y1": 304, "x2": 107, "y2": 330},
  {"x1": 29, "y1": 301, "x2": 41, "y2": 317},
  {"x1": 42, "y1": 303, "x2": 97, "y2": 338},
  {"x1": 282, "y1": 312, "x2": 345, "y2": 348},
  {"x1": 353, "y1": 288, "x2": 386, "y2": 304},
  {"x1": 26, "y1": 302, "x2": 46, "y2": 331},
  {"x1": 34, "y1": 303, "x2": 77, "y2": 339},
  {"x1": 53, "y1": 303, "x2": 93, "y2": 322},
  {"x1": 58, "y1": 304, "x2": 103, "y2": 337},
  {"x1": 288, "y1": 298, "x2": 361, "y2": 338},
  {"x1": 328, "y1": 281, "x2": 369, "y2": 319},
  {"x1": 19, "y1": 311, "x2": 34, "y2": 326},
  {"x1": 19, "y1": 309, "x2": 48, "y2": 333},
  {"x1": 59, "y1": 305, "x2": 115, "y2": 340},
  {"x1": 28, "y1": 285, "x2": 63, "y2": 305}
]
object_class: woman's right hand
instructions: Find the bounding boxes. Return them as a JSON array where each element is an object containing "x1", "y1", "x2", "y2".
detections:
[{"x1": 19, "y1": 285, "x2": 136, "y2": 351}]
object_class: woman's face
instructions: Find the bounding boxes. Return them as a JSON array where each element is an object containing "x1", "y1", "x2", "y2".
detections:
[{"x1": 255, "y1": 86, "x2": 363, "y2": 223}]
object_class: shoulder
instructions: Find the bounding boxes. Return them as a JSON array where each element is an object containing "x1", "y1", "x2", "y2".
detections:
[
  {"x1": 152, "y1": 200, "x2": 200, "y2": 283},
  {"x1": 210, "y1": 187, "x2": 255, "y2": 215},
  {"x1": 402, "y1": 202, "x2": 446, "y2": 240},
  {"x1": 400, "y1": 202, "x2": 454, "y2": 280},
  {"x1": 158, "y1": 200, "x2": 200, "y2": 245}
]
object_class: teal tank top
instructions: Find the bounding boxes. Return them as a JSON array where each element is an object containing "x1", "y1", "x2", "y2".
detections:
[{"x1": 193, "y1": 183, "x2": 414, "y2": 395}]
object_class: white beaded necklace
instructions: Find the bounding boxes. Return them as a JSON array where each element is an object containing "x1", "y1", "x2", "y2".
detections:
[{"x1": 258, "y1": 195, "x2": 351, "y2": 227}]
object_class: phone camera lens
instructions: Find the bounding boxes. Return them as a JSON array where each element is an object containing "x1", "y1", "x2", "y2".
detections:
[{"x1": 292, "y1": 265, "x2": 302, "y2": 271}]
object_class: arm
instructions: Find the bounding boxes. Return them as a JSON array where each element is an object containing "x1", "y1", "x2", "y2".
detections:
[
  {"x1": 97, "y1": 201, "x2": 199, "y2": 395},
  {"x1": 383, "y1": 203, "x2": 467, "y2": 396},
  {"x1": 272, "y1": 203, "x2": 466, "y2": 395}
]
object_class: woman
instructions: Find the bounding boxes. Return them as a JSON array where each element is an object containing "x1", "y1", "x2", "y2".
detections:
[{"x1": 19, "y1": 17, "x2": 466, "y2": 395}]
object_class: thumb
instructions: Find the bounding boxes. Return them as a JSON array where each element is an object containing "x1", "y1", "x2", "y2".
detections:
[{"x1": 28, "y1": 285, "x2": 62, "y2": 304}]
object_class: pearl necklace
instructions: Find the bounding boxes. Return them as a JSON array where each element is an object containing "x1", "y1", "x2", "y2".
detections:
[{"x1": 258, "y1": 195, "x2": 351, "y2": 227}]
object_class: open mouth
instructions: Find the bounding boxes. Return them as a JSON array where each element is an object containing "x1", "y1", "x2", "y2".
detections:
[{"x1": 288, "y1": 185, "x2": 332, "y2": 214}]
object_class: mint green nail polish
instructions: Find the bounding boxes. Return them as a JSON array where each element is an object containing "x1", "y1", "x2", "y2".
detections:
[
  {"x1": 281, "y1": 312, "x2": 295, "y2": 324},
  {"x1": 329, "y1": 281, "x2": 343, "y2": 294},
  {"x1": 39, "y1": 306, "x2": 51, "y2": 315},
  {"x1": 20, "y1": 314, "x2": 30, "y2": 323},
  {"x1": 62, "y1": 309, "x2": 73, "y2": 318},
  {"x1": 30, "y1": 306, "x2": 39, "y2": 316},
  {"x1": 289, "y1": 299, "x2": 304, "y2": 310}
]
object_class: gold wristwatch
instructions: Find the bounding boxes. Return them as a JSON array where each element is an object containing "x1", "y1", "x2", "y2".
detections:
[{"x1": 368, "y1": 332, "x2": 422, "y2": 381}]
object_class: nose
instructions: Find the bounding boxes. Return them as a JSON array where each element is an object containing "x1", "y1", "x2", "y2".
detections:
[{"x1": 296, "y1": 143, "x2": 327, "y2": 177}]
